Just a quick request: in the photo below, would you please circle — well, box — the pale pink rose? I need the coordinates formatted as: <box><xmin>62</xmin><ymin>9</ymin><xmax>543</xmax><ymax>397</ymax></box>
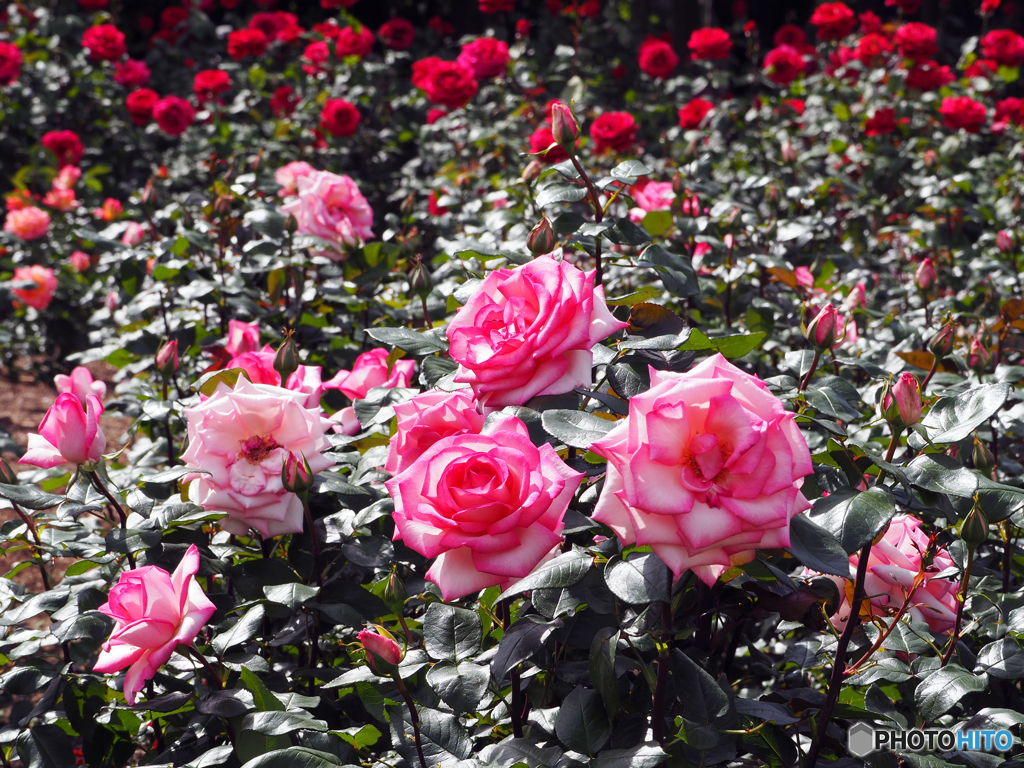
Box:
<box><xmin>358</xmin><ymin>628</ymin><xmax>403</xmax><ymax>671</ymax></box>
<box><xmin>93</xmin><ymin>544</ymin><xmax>216</xmax><ymax>705</ymax></box>
<box><xmin>21</xmin><ymin>393</ymin><xmax>107</xmax><ymax>468</ymax></box>
<box><xmin>386</xmin><ymin>413</ymin><xmax>583</xmax><ymax>600</ymax></box>
<box><xmin>69</xmin><ymin>251</ymin><xmax>91</xmax><ymax>272</ymax></box>
<box><xmin>43</xmin><ymin>188</ymin><xmax>78</xmax><ymax>212</ymax></box>
<box><xmin>4</xmin><ymin>206</ymin><xmax>51</xmax><ymax>240</ymax></box>
<box><xmin>324</xmin><ymin>348</ymin><xmax>415</xmax><ymax>402</ymax></box>
<box><xmin>122</xmin><ymin>222</ymin><xmax>145</xmax><ymax>246</ymax></box>
<box><xmin>446</xmin><ymin>255</ymin><xmax>628</xmax><ymax>411</ymax></box>
<box><xmin>11</xmin><ymin>265</ymin><xmax>58</xmax><ymax>310</ymax></box>
<box><xmin>55</xmin><ymin>366</ymin><xmax>107</xmax><ymax>405</ymax></box>
<box><xmin>591</xmin><ymin>354</ymin><xmax>814</xmax><ymax>585</ymax></box>
<box><xmin>279</xmin><ymin>170</ymin><xmax>374</xmax><ymax>258</ymax></box>
<box><xmin>816</xmin><ymin>515</ymin><xmax>958</xmax><ymax>634</ymax></box>
<box><xmin>845</xmin><ymin>282</ymin><xmax>866</xmax><ymax>309</ymax></box>
<box><xmin>628</xmin><ymin>181</ymin><xmax>675</xmax><ymax>223</ymax></box>
<box><xmin>329</xmin><ymin>406</ymin><xmax>361</xmax><ymax>436</ymax></box>
<box><xmin>384</xmin><ymin>389</ymin><xmax>484</xmax><ymax>475</ymax></box>
<box><xmin>53</xmin><ymin>165</ymin><xmax>82</xmax><ymax>190</ymax></box>
<box><xmin>181</xmin><ymin>378</ymin><xmax>333</xmax><ymax>537</ymax></box>
<box><xmin>226</xmin><ymin>319</ymin><xmax>260</xmax><ymax>356</ymax></box>
<box><xmin>275</xmin><ymin>161</ymin><xmax>315</xmax><ymax>197</ymax></box>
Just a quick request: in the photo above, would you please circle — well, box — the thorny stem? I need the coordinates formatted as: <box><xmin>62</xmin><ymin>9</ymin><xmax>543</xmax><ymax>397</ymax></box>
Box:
<box><xmin>569</xmin><ymin>154</ymin><xmax>604</xmax><ymax>286</ymax></box>
<box><xmin>302</xmin><ymin>497</ymin><xmax>322</xmax><ymax>588</ymax></box>
<box><xmin>941</xmin><ymin>548</ymin><xmax>975</xmax><ymax>668</ymax></box>
<box><xmin>420</xmin><ymin>296</ymin><xmax>431</xmax><ymax>330</ymax></box>
<box><xmin>650</xmin><ymin>600</ymin><xmax>674</xmax><ymax>744</ymax></box>
<box><xmin>393</xmin><ymin>675</ymin><xmax>428</xmax><ymax>768</ymax></box>
<box><xmin>89</xmin><ymin>471</ymin><xmax>136</xmax><ymax>570</ymax></box>
<box><xmin>10</xmin><ymin>501</ymin><xmax>50</xmax><ymax>590</ymax></box>
<box><xmin>846</xmin><ymin>570</ymin><xmax>929</xmax><ymax>675</ymax></box>
<box><xmin>798</xmin><ymin>350</ymin><xmax>821</xmax><ymax>393</ymax></box>
<box><xmin>498</xmin><ymin>599</ymin><xmax>525</xmax><ymax>738</ymax></box>
<box><xmin>921</xmin><ymin>357</ymin><xmax>939</xmax><ymax>391</ymax></box>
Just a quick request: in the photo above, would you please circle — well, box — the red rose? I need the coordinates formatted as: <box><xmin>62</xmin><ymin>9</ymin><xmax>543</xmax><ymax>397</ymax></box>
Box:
<box><xmin>221</xmin><ymin>0</ymin><xmax>243</xmax><ymax>7</ymax></box>
<box><xmin>678</xmin><ymin>97</ymin><xmax>713</xmax><ymax>129</ymax></box>
<box><xmin>336</xmin><ymin>24</ymin><xmax>375</xmax><ymax>59</ymax></box>
<box><xmin>194</xmin><ymin>69</ymin><xmax>231</xmax><ymax>103</ymax></box>
<box><xmin>227</xmin><ymin>29</ymin><xmax>268</xmax><ymax>60</ymax></box>
<box><xmin>894</xmin><ymin>22</ymin><xmax>937</xmax><ymax>61</ymax></box>
<box><xmin>255</xmin><ymin>11</ymin><xmax>302</xmax><ymax>42</ymax></box>
<box><xmin>859</xmin><ymin>10</ymin><xmax>883</xmax><ymax>33</ymax></box>
<box><xmin>864</xmin><ymin>106</ymin><xmax>897</xmax><ymax>136</ymax></box>
<box><xmin>426</xmin><ymin>108</ymin><xmax>447</xmax><ymax>124</ymax></box>
<box><xmin>994</xmin><ymin>97</ymin><xmax>1024</xmax><ymax>128</ymax></box>
<box><xmin>763</xmin><ymin>44</ymin><xmax>806</xmax><ymax>85</ymax></box>
<box><xmin>412</xmin><ymin>56</ymin><xmax>442</xmax><ymax>89</ymax></box>
<box><xmin>939</xmin><ymin>96</ymin><xmax>987</xmax><ymax>133</ymax></box>
<box><xmin>82</xmin><ymin>24</ymin><xmax>126</xmax><ymax>61</ymax></box>
<box><xmin>773</xmin><ymin>24</ymin><xmax>806</xmax><ymax>48</ymax></box>
<box><xmin>428</xmin><ymin>17</ymin><xmax>456</xmax><ymax>37</ymax></box>
<box><xmin>516</xmin><ymin>19</ymin><xmax>531</xmax><ymax>37</ymax></box>
<box><xmin>269</xmin><ymin>85</ymin><xmax>298</xmax><ymax>117</ymax></box>
<box><xmin>160</xmin><ymin>7</ymin><xmax>187</xmax><ymax>29</ymax></box>
<box><xmin>313</xmin><ymin>21</ymin><xmax>341</xmax><ymax>40</ymax></box>
<box><xmin>810</xmin><ymin>2</ymin><xmax>855</xmax><ymax>40</ymax></box>
<box><xmin>638</xmin><ymin>37</ymin><xmax>679</xmax><ymax>79</ymax></box>
<box><xmin>784</xmin><ymin>98</ymin><xmax>806</xmax><ymax>116</ymax></box>
<box><xmin>577</xmin><ymin>1</ymin><xmax>601</xmax><ymax>18</ymax></box>
<box><xmin>421</xmin><ymin>60</ymin><xmax>478</xmax><ymax>110</ymax></box>
<box><xmin>965</xmin><ymin>58</ymin><xmax>999</xmax><ymax>79</ymax></box>
<box><xmin>904</xmin><ymin>60</ymin><xmax>954</xmax><ymax>90</ymax></box>
<box><xmin>479</xmin><ymin>0</ymin><xmax>515</xmax><ymax>10</ymax></box>
<box><xmin>113</xmin><ymin>58</ymin><xmax>150</xmax><ymax>87</ymax></box>
<box><xmin>79</xmin><ymin>0</ymin><xmax>109</xmax><ymax>8</ymax></box>
<box><xmin>546</xmin><ymin>0</ymin><xmax>562</xmax><ymax>13</ymax></box>
<box><xmin>379</xmin><ymin>18</ymin><xmax>414</xmax><ymax>50</ymax></box>
<box><xmin>428</xmin><ymin>190</ymin><xmax>449</xmax><ymax>216</ymax></box>
<box><xmin>589</xmin><ymin>111</ymin><xmax>637</xmax><ymax>153</ymax></box>
<box><xmin>611</xmin><ymin>64</ymin><xmax>627</xmax><ymax>79</ymax></box>
<box><xmin>457</xmin><ymin>37</ymin><xmax>510</xmax><ymax>79</ymax></box>
<box><xmin>855</xmin><ymin>32</ymin><xmax>893</xmax><ymax>67</ymax></box>
<box><xmin>0</xmin><ymin>41</ymin><xmax>23</xmax><ymax>85</ymax></box>
<box><xmin>982</xmin><ymin>0</ymin><xmax>1001</xmax><ymax>12</ymax></box>
<box><xmin>153</xmin><ymin>95</ymin><xmax>195</xmax><ymax>136</ymax></box>
<box><xmin>126</xmin><ymin>88</ymin><xmax>159</xmax><ymax>124</ymax></box>
<box><xmin>688</xmin><ymin>27</ymin><xmax>732</xmax><ymax>60</ymax></box>
<box><xmin>321</xmin><ymin>98</ymin><xmax>360</xmax><ymax>137</ymax></box>
<box><xmin>41</xmin><ymin>130</ymin><xmax>84</xmax><ymax>167</ymax></box>
<box><xmin>302</xmin><ymin>41</ymin><xmax>330</xmax><ymax>74</ymax></box>
<box><xmin>529</xmin><ymin>125</ymin><xmax>568</xmax><ymax>163</ymax></box>
<box><xmin>981</xmin><ymin>29</ymin><xmax>1024</xmax><ymax>66</ymax></box>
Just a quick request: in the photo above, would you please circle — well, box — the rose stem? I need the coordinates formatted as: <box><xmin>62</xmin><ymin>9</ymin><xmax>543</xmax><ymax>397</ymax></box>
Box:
<box><xmin>393</xmin><ymin>675</ymin><xmax>428</xmax><ymax>768</ymax></box>
<box><xmin>650</xmin><ymin>600</ymin><xmax>673</xmax><ymax>744</ymax></box>
<box><xmin>569</xmin><ymin>155</ymin><xmax>604</xmax><ymax>285</ymax></box>
<box><xmin>798</xmin><ymin>350</ymin><xmax>821</xmax><ymax>393</ymax></box>
<box><xmin>940</xmin><ymin>548</ymin><xmax>974</xmax><ymax>668</ymax></box>
<box><xmin>10</xmin><ymin>501</ymin><xmax>50</xmax><ymax>590</ymax></box>
<box><xmin>89</xmin><ymin>471</ymin><xmax>136</xmax><ymax>570</ymax></box>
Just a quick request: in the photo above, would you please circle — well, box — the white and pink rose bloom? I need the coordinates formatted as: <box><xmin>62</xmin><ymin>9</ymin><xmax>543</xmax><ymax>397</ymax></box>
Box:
<box><xmin>93</xmin><ymin>545</ymin><xmax>216</xmax><ymax>704</ymax></box>
<box><xmin>22</xmin><ymin>393</ymin><xmax>107</xmax><ymax>468</ymax></box>
<box><xmin>279</xmin><ymin>169</ymin><xmax>373</xmax><ymax>259</ymax></box>
<box><xmin>384</xmin><ymin>389</ymin><xmax>484</xmax><ymax>475</ymax></box>
<box><xmin>446</xmin><ymin>255</ymin><xmax>628</xmax><ymax>411</ymax></box>
<box><xmin>181</xmin><ymin>378</ymin><xmax>333</xmax><ymax>537</ymax></box>
<box><xmin>591</xmin><ymin>354</ymin><xmax>814</xmax><ymax>586</ymax></box>
<box><xmin>386</xmin><ymin>413</ymin><xmax>583</xmax><ymax>601</ymax></box>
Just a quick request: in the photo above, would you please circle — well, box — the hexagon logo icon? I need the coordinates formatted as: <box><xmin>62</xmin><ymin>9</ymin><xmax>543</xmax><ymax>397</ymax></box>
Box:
<box><xmin>847</xmin><ymin>722</ymin><xmax>876</xmax><ymax>757</ymax></box>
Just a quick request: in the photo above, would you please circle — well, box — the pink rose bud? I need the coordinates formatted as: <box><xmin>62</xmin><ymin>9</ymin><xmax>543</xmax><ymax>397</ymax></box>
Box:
<box><xmin>928</xmin><ymin>318</ymin><xmax>956</xmax><ymax>358</ymax></box>
<box><xmin>358</xmin><ymin>627</ymin><xmax>403</xmax><ymax>673</ymax></box>
<box><xmin>527</xmin><ymin>216</ymin><xmax>556</xmax><ymax>255</ymax></box>
<box><xmin>156</xmin><ymin>340</ymin><xmax>179</xmax><ymax>377</ymax></box>
<box><xmin>522</xmin><ymin>159</ymin><xmax>543</xmax><ymax>183</ymax></box>
<box><xmin>226</xmin><ymin>319</ymin><xmax>260</xmax><ymax>357</ymax></box>
<box><xmin>105</xmin><ymin>291</ymin><xmax>120</xmax><ymax>311</ymax></box>
<box><xmin>93</xmin><ymin>545</ymin><xmax>217</xmax><ymax>704</ymax></box>
<box><xmin>54</xmin><ymin>366</ymin><xmax>106</xmax><ymax>405</ymax></box>
<box><xmin>21</xmin><ymin>393</ymin><xmax>107</xmax><ymax>468</ymax></box>
<box><xmin>273</xmin><ymin>336</ymin><xmax>300</xmax><ymax>383</ymax></box>
<box><xmin>968</xmin><ymin>334</ymin><xmax>991</xmax><ymax>374</ymax></box>
<box><xmin>805</xmin><ymin>304</ymin><xmax>844</xmax><ymax>350</ymax></box>
<box><xmin>845</xmin><ymin>282</ymin><xmax>866</xmax><ymax>310</ymax></box>
<box><xmin>0</xmin><ymin>458</ymin><xmax>16</xmax><ymax>485</ymax></box>
<box><xmin>69</xmin><ymin>250</ymin><xmax>91</xmax><ymax>272</ymax></box>
<box><xmin>883</xmin><ymin>372</ymin><xmax>922</xmax><ymax>427</ymax></box>
<box><xmin>281</xmin><ymin>451</ymin><xmax>313</xmax><ymax>494</ymax></box>
<box><xmin>914</xmin><ymin>257</ymin><xmax>936</xmax><ymax>290</ymax></box>
<box><xmin>550</xmin><ymin>101</ymin><xmax>580</xmax><ymax>150</ymax></box>
<box><xmin>997</xmin><ymin>230</ymin><xmax>1014</xmax><ymax>253</ymax></box>
<box><xmin>781</xmin><ymin>140</ymin><xmax>796</xmax><ymax>163</ymax></box>
<box><xmin>54</xmin><ymin>165</ymin><xmax>82</xmax><ymax>190</ymax></box>
<box><xmin>122</xmin><ymin>221</ymin><xmax>145</xmax><ymax>246</ymax></box>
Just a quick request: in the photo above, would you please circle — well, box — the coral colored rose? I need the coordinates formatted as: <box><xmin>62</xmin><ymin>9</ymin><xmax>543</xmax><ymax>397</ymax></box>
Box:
<box><xmin>126</xmin><ymin>88</ymin><xmax>159</xmax><ymax>124</ymax></box>
<box><xmin>324</xmin><ymin>348</ymin><xmax>415</xmax><ymax>402</ymax></box>
<box><xmin>480</xmin><ymin>0</ymin><xmax>515</xmax><ymax>10</ymax></box>
<box><xmin>22</xmin><ymin>393</ymin><xmax>106</xmax><ymax>467</ymax></box>
<box><xmin>280</xmin><ymin>170</ymin><xmax>374</xmax><ymax>256</ymax></box>
<box><xmin>4</xmin><ymin>207</ymin><xmax>51</xmax><ymax>240</ymax></box>
<box><xmin>181</xmin><ymin>378</ymin><xmax>333</xmax><ymax>537</ymax></box>
<box><xmin>628</xmin><ymin>180</ymin><xmax>675</xmax><ymax>223</ymax></box>
<box><xmin>359</xmin><ymin>628</ymin><xmax>403</xmax><ymax>670</ymax></box>
<box><xmin>590</xmin><ymin>111</ymin><xmax>637</xmax><ymax>153</ymax></box>
<box><xmin>69</xmin><ymin>251</ymin><xmax>91</xmax><ymax>272</ymax></box>
<box><xmin>379</xmin><ymin>18</ymin><xmax>415</xmax><ymax>50</ymax></box>
<box><xmin>335</xmin><ymin>24</ymin><xmax>375</xmax><ymax>59</ymax></box>
<box><xmin>773</xmin><ymin>24</ymin><xmax>806</xmax><ymax>48</ymax></box>
<box><xmin>592</xmin><ymin>354</ymin><xmax>814</xmax><ymax>585</ymax></box>
<box><xmin>269</xmin><ymin>85</ymin><xmax>299</xmax><ymax>117</ymax></box>
<box><xmin>457</xmin><ymin>37</ymin><xmax>510</xmax><ymax>79</ymax></box>
<box><xmin>82</xmin><ymin>24</ymin><xmax>126</xmax><ymax>61</ymax></box>
<box><xmin>764</xmin><ymin>44</ymin><xmax>806</xmax><ymax>85</ymax></box>
<box><xmin>54</xmin><ymin>165</ymin><xmax>82</xmax><ymax>190</ymax></box>
<box><xmin>639</xmin><ymin>36</ymin><xmax>679</xmax><ymax>79</ymax></box>
<box><xmin>421</xmin><ymin>61</ymin><xmax>478</xmax><ymax>110</ymax></box>
<box><xmin>55</xmin><ymin>366</ymin><xmax>107</xmax><ymax>406</ymax></box>
<box><xmin>320</xmin><ymin>98</ymin><xmax>360</xmax><ymax>137</ymax></box>
<box><xmin>939</xmin><ymin>96</ymin><xmax>987</xmax><ymax>133</ymax></box>
<box><xmin>227</xmin><ymin>29</ymin><xmax>268</xmax><ymax>60</ymax></box>
<box><xmin>93</xmin><ymin>545</ymin><xmax>217</xmax><ymax>705</ymax></box>
<box><xmin>385</xmin><ymin>389</ymin><xmax>484</xmax><ymax>475</ymax></box>
<box><xmin>387</xmin><ymin>412</ymin><xmax>583</xmax><ymax>600</ymax></box>
<box><xmin>904</xmin><ymin>60</ymin><xmax>954</xmax><ymax>89</ymax></box>
<box><xmin>226</xmin><ymin>319</ymin><xmax>260</xmax><ymax>356</ymax></box>
<box><xmin>864</xmin><ymin>106</ymin><xmax>898</xmax><ymax>136</ymax></box>
<box><xmin>894</xmin><ymin>21</ymin><xmax>938</xmax><ymax>61</ymax></box>
<box><xmin>981</xmin><ymin>29</ymin><xmax>1024</xmax><ymax>66</ymax></box>
<box><xmin>153</xmin><ymin>96</ymin><xmax>195</xmax><ymax>136</ymax></box>
<box><xmin>529</xmin><ymin>125</ymin><xmax>568</xmax><ymax>163</ymax></box>
<box><xmin>0</xmin><ymin>42</ymin><xmax>22</xmax><ymax>85</ymax></box>
<box><xmin>122</xmin><ymin>221</ymin><xmax>145</xmax><ymax>245</ymax></box>
<box><xmin>688</xmin><ymin>27</ymin><xmax>731</xmax><ymax>60</ymax></box>
<box><xmin>11</xmin><ymin>265</ymin><xmax>57</xmax><ymax>310</ymax></box>
<box><xmin>678</xmin><ymin>97</ymin><xmax>714</xmax><ymax>129</ymax></box>
<box><xmin>447</xmin><ymin>254</ymin><xmax>628</xmax><ymax>410</ymax></box>
<box><xmin>94</xmin><ymin>198</ymin><xmax>123</xmax><ymax>221</ymax></box>
<box><xmin>42</xmin><ymin>130</ymin><xmax>84</xmax><ymax>168</ymax></box>
<box><xmin>816</xmin><ymin>515</ymin><xmax>958</xmax><ymax>633</ymax></box>
<box><xmin>194</xmin><ymin>69</ymin><xmax>231</xmax><ymax>103</ymax></box>
<box><xmin>43</xmin><ymin>188</ymin><xmax>77</xmax><ymax>212</ymax></box>
<box><xmin>113</xmin><ymin>58</ymin><xmax>150</xmax><ymax>87</ymax></box>
<box><xmin>275</xmin><ymin>161</ymin><xmax>315</xmax><ymax>196</ymax></box>
<box><xmin>855</xmin><ymin>32</ymin><xmax>893</xmax><ymax>67</ymax></box>
<box><xmin>810</xmin><ymin>2</ymin><xmax>856</xmax><ymax>40</ymax></box>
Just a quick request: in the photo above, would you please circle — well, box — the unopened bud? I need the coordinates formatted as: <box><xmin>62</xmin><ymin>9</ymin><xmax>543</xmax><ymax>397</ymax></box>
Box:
<box><xmin>358</xmin><ymin>627</ymin><xmax>403</xmax><ymax>675</ymax></box>
<box><xmin>409</xmin><ymin>257</ymin><xmax>433</xmax><ymax>299</ymax></box>
<box><xmin>928</xmin><ymin>318</ymin><xmax>956</xmax><ymax>359</ymax></box>
<box><xmin>274</xmin><ymin>336</ymin><xmax>300</xmax><ymax>383</ymax></box>
<box><xmin>384</xmin><ymin>570</ymin><xmax>407</xmax><ymax>614</ymax></box>
<box><xmin>281</xmin><ymin>451</ymin><xmax>313</xmax><ymax>495</ymax></box>
<box><xmin>805</xmin><ymin>304</ymin><xmax>845</xmax><ymax>351</ymax></box>
<box><xmin>961</xmin><ymin>503</ymin><xmax>989</xmax><ymax>550</ymax></box>
<box><xmin>914</xmin><ymin>257</ymin><xmax>936</xmax><ymax>291</ymax></box>
<box><xmin>881</xmin><ymin>373</ymin><xmax>922</xmax><ymax>428</ymax></box>
<box><xmin>527</xmin><ymin>216</ymin><xmax>556</xmax><ymax>256</ymax></box>
<box><xmin>522</xmin><ymin>159</ymin><xmax>543</xmax><ymax>184</ymax></box>
<box><xmin>156</xmin><ymin>340</ymin><xmax>179</xmax><ymax>378</ymax></box>
<box><xmin>285</xmin><ymin>214</ymin><xmax>298</xmax><ymax>235</ymax></box>
<box><xmin>550</xmin><ymin>102</ymin><xmax>580</xmax><ymax>151</ymax></box>
<box><xmin>973</xmin><ymin>437</ymin><xmax>995</xmax><ymax>475</ymax></box>
<box><xmin>967</xmin><ymin>334</ymin><xmax>991</xmax><ymax>375</ymax></box>
<box><xmin>0</xmin><ymin>458</ymin><xmax>16</xmax><ymax>485</ymax></box>
<box><xmin>997</xmin><ymin>230</ymin><xmax>1014</xmax><ymax>254</ymax></box>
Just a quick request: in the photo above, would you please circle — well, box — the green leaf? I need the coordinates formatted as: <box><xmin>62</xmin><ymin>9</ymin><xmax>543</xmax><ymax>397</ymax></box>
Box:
<box><xmin>194</xmin><ymin>367</ymin><xmax>250</xmax><ymax>396</ymax></box>
<box><xmin>590</xmin><ymin>628</ymin><xmax>620</xmax><ymax>719</ymax></box>
<box><xmin>590</xmin><ymin>744</ymin><xmax>668</xmax><ymax>768</ymax></box>
<box><xmin>637</xmin><ymin>244</ymin><xmax>699</xmax><ymax>298</ymax></box>
<box><xmin>922</xmin><ymin>383</ymin><xmax>1009</xmax><ymax>444</ymax></box>
<box><xmin>390</xmin><ymin>706</ymin><xmax>472</xmax><ymax>767</ymax></box>
<box><xmin>536</xmin><ymin>182</ymin><xmax>589</xmax><ymax>207</ymax></box>
<box><xmin>333</xmin><ymin>724</ymin><xmax>381</xmax><ymax>751</ymax></box>
<box><xmin>642</xmin><ymin>210</ymin><xmax>674</xmax><ymax>237</ymax></box>
<box><xmin>787</xmin><ymin>513</ymin><xmax>851</xmax><ymax>578</ymax></box>
<box><xmin>808</xmin><ymin>487</ymin><xmax>897</xmax><ymax>554</ymax></box>
<box><xmin>607</xmin><ymin>160</ymin><xmax>654</xmax><ymax>183</ymax></box>
<box><xmin>974</xmin><ymin>638</ymin><xmax>1024</xmax><ymax>679</ymax></box>
<box><xmin>241</xmin><ymin>711</ymin><xmax>328</xmax><ymax>737</ymax></box>
<box><xmin>604</xmin><ymin>552</ymin><xmax>671</xmax><ymax>604</ymax></box>
<box><xmin>0</xmin><ymin>483</ymin><xmax>65</xmax><ymax>510</ymax></box>
<box><xmin>425</xmin><ymin>661</ymin><xmax>489</xmax><ymax>712</ymax></box>
<box><xmin>365</xmin><ymin>327</ymin><xmax>449</xmax><ymax>355</ymax></box>
<box><xmin>16</xmin><ymin>725</ymin><xmax>76</xmax><ymax>768</ymax></box>
<box><xmin>239</xmin><ymin>666</ymin><xmax>285</xmax><ymax>712</ymax></box>
<box><xmin>556</xmin><ymin>686</ymin><xmax>612</xmax><ymax>756</ymax></box>
<box><xmin>499</xmin><ymin>549</ymin><xmax>593</xmax><ymax>601</ymax></box>
<box><xmin>263</xmin><ymin>583</ymin><xmax>319</xmax><ymax>611</ymax></box>
<box><xmin>805</xmin><ymin>386</ymin><xmax>861</xmax><ymax>422</ymax></box>
<box><xmin>914</xmin><ymin>664</ymin><xmax>986</xmax><ymax>721</ymax></box>
<box><xmin>212</xmin><ymin>604</ymin><xmax>267</xmax><ymax>655</ymax></box>
<box><xmin>239</xmin><ymin>748</ymin><xmax>346</xmax><ymax>768</ymax></box>
<box><xmin>605</xmin><ymin>286</ymin><xmax>662</xmax><ymax>306</ymax></box>
<box><xmin>903</xmin><ymin>454</ymin><xmax>979</xmax><ymax>498</ymax></box>
<box><xmin>422</xmin><ymin>602</ymin><xmax>482</xmax><ymax>663</ymax></box>
<box><xmin>490</xmin><ymin>617</ymin><xmax>560</xmax><ymax>680</ymax></box>
<box><xmin>540</xmin><ymin>410</ymin><xmax>616</xmax><ymax>449</ymax></box>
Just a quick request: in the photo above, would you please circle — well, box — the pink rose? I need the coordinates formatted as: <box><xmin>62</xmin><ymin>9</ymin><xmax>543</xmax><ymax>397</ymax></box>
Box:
<box><xmin>328</xmin><ymin>406</ymin><xmax>360</xmax><ymax>436</ymax></box>
<box><xmin>70</xmin><ymin>251</ymin><xmax>91</xmax><ymax>272</ymax></box>
<box><xmin>11</xmin><ymin>265</ymin><xmax>58</xmax><ymax>310</ymax></box>
<box><xmin>122</xmin><ymin>222</ymin><xmax>145</xmax><ymax>246</ymax></box>
<box><xmin>628</xmin><ymin>180</ymin><xmax>675</xmax><ymax>223</ymax></box>
<box><xmin>324</xmin><ymin>348</ymin><xmax>415</xmax><ymax>402</ymax></box>
<box><xmin>456</xmin><ymin>37</ymin><xmax>510</xmax><ymax>79</ymax></box>
<box><xmin>884</xmin><ymin>372</ymin><xmax>922</xmax><ymax>427</ymax></box>
<box><xmin>386</xmin><ymin>413</ymin><xmax>583</xmax><ymax>600</ymax></box>
<box><xmin>446</xmin><ymin>255</ymin><xmax>628</xmax><ymax>411</ymax></box>
<box><xmin>181</xmin><ymin>378</ymin><xmax>333</xmax><ymax>537</ymax></box>
<box><xmin>358</xmin><ymin>627</ymin><xmax>403</xmax><ymax>671</ymax></box>
<box><xmin>54</xmin><ymin>165</ymin><xmax>82</xmax><ymax>190</ymax></box>
<box><xmin>226</xmin><ymin>344</ymin><xmax>331</xmax><ymax>408</ymax></box>
<box><xmin>591</xmin><ymin>354</ymin><xmax>814</xmax><ymax>585</ymax></box>
<box><xmin>275</xmin><ymin>162</ymin><xmax>315</xmax><ymax>197</ymax></box>
<box><xmin>815</xmin><ymin>515</ymin><xmax>958</xmax><ymax>634</ymax></box>
<box><xmin>226</xmin><ymin>319</ymin><xmax>260</xmax><ymax>356</ymax></box>
<box><xmin>280</xmin><ymin>170</ymin><xmax>374</xmax><ymax>258</ymax></box>
<box><xmin>4</xmin><ymin>206</ymin><xmax>51</xmax><ymax>240</ymax></box>
<box><xmin>384</xmin><ymin>389</ymin><xmax>484</xmax><ymax>475</ymax></box>
<box><xmin>93</xmin><ymin>545</ymin><xmax>216</xmax><ymax>704</ymax></box>
<box><xmin>55</xmin><ymin>366</ymin><xmax>107</xmax><ymax>405</ymax></box>
<box><xmin>22</xmin><ymin>393</ymin><xmax>107</xmax><ymax>468</ymax></box>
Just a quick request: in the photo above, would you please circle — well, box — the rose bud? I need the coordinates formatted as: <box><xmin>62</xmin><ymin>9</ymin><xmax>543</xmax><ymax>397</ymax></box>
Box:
<box><xmin>805</xmin><ymin>304</ymin><xmax>844</xmax><ymax>350</ymax></box>
<box><xmin>521</xmin><ymin>159</ymin><xmax>543</xmax><ymax>184</ymax></box>
<box><xmin>273</xmin><ymin>336</ymin><xmax>300</xmax><ymax>383</ymax></box>
<box><xmin>527</xmin><ymin>216</ymin><xmax>556</xmax><ymax>255</ymax></box>
<box><xmin>973</xmin><ymin>437</ymin><xmax>995</xmax><ymax>476</ymax></box>
<box><xmin>383</xmin><ymin>570</ymin><xmax>407</xmax><ymax>615</ymax></box>
<box><xmin>0</xmin><ymin>458</ymin><xmax>17</xmax><ymax>485</ymax></box>
<box><xmin>156</xmin><ymin>340</ymin><xmax>179</xmax><ymax>377</ymax></box>
<box><xmin>408</xmin><ymin>257</ymin><xmax>433</xmax><ymax>299</ymax></box>
<box><xmin>285</xmin><ymin>214</ymin><xmax>298</xmax><ymax>235</ymax></box>
<box><xmin>961</xmin><ymin>504</ymin><xmax>989</xmax><ymax>551</ymax></box>
<box><xmin>20</xmin><ymin>394</ymin><xmax>106</xmax><ymax>468</ymax></box>
<box><xmin>281</xmin><ymin>451</ymin><xmax>313</xmax><ymax>495</ymax></box>
<box><xmin>358</xmin><ymin>627</ymin><xmax>403</xmax><ymax>674</ymax></box>
<box><xmin>550</xmin><ymin>101</ymin><xmax>580</xmax><ymax>151</ymax></box>
<box><xmin>928</xmin><ymin>318</ymin><xmax>956</xmax><ymax>359</ymax></box>
<box><xmin>914</xmin><ymin>257</ymin><xmax>936</xmax><ymax>290</ymax></box>
<box><xmin>781</xmin><ymin>140</ymin><xmax>796</xmax><ymax>163</ymax></box>
<box><xmin>997</xmin><ymin>230</ymin><xmax>1014</xmax><ymax>253</ymax></box>
<box><xmin>968</xmin><ymin>334</ymin><xmax>991</xmax><ymax>374</ymax></box>
<box><xmin>882</xmin><ymin>372</ymin><xmax>922</xmax><ymax>428</ymax></box>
